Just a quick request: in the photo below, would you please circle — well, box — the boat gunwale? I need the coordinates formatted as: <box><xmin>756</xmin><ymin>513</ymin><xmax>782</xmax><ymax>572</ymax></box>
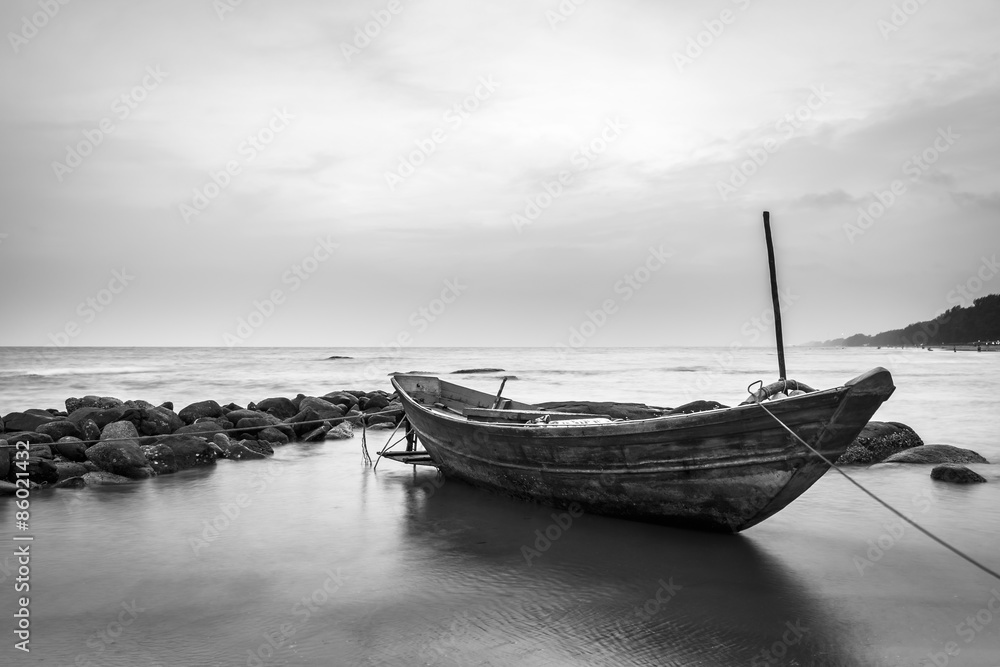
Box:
<box><xmin>390</xmin><ymin>372</ymin><xmax>854</xmax><ymax>437</ymax></box>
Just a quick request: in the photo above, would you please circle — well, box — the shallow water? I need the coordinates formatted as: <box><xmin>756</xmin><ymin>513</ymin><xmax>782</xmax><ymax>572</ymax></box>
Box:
<box><xmin>1</xmin><ymin>346</ymin><xmax>999</xmax><ymax>665</ymax></box>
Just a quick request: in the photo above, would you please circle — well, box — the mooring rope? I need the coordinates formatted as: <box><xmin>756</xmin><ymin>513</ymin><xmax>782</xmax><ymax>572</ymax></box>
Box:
<box><xmin>749</xmin><ymin>383</ymin><xmax>1000</xmax><ymax>583</ymax></box>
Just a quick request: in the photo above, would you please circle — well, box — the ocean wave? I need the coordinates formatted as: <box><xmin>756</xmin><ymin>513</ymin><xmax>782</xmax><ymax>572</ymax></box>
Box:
<box><xmin>0</xmin><ymin>366</ymin><xmax>157</xmax><ymax>379</ymax></box>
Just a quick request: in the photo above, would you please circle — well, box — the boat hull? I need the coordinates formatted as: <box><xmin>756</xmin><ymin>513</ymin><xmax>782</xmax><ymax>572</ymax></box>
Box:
<box><xmin>390</xmin><ymin>368</ymin><xmax>895</xmax><ymax>533</ymax></box>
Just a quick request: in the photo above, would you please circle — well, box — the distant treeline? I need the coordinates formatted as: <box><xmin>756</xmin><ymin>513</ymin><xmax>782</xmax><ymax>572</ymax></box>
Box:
<box><xmin>816</xmin><ymin>293</ymin><xmax>1000</xmax><ymax>347</ymax></box>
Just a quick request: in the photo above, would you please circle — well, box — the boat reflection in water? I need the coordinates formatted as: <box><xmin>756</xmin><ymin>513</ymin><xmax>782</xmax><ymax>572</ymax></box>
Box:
<box><xmin>371</xmin><ymin>466</ymin><xmax>869</xmax><ymax>667</ymax></box>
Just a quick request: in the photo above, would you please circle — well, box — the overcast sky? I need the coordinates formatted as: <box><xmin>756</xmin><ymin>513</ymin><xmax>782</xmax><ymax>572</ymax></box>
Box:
<box><xmin>1</xmin><ymin>0</ymin><xmax>997</xmax><ymax>348</ymax></box>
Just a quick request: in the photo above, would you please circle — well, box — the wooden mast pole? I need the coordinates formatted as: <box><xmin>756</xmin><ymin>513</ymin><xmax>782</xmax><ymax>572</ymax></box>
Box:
<box><xmin>762</xmin><ymin>211</ymin><xmax>787</xmax><ymax>380</ymax></box>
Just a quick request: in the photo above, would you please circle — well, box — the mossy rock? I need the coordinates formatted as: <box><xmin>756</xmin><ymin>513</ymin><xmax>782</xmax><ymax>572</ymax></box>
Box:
<box><xmin>836</xmin><ymin>421</ymin><xmax>924</xmax><ymax>465</ymax></box>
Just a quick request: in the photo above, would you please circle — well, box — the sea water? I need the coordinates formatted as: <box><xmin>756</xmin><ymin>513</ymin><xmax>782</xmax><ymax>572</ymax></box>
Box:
<box><xmin>1</xmin><ymin>346</ymin><xmax>998</xmax><ymax>666</ymax></box>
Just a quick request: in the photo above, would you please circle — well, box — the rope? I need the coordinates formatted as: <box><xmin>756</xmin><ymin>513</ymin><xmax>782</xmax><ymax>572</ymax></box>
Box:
<box><xmin>749</xmin><ymin>383</ymin><xmax>1000</xmax><ymax>583</ymax></box>
<box><xmin>0</xmin><ymin>406</ymin><xmax>404</xmax><ymax>449</ymax></box>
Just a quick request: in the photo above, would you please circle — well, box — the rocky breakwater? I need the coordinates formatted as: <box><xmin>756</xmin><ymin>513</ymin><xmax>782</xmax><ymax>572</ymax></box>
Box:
<box><xmin>0</xmin><ymin>389</ymin><xmax>405</xmax><ymax>495</ymax></box>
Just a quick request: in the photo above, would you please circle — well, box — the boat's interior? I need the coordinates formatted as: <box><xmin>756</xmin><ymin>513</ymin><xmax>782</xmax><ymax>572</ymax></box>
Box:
<box><xmin>392</xmin><ymin>374</ymin><xmax>609</xmax><ymax>424</ymax></box>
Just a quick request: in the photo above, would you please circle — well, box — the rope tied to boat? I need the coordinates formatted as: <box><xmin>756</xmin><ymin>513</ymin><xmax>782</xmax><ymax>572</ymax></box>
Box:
<box><xmin>747</xmin><ymin>380</ymin><xmax>1000</xmax><ymax>584</ymax></box>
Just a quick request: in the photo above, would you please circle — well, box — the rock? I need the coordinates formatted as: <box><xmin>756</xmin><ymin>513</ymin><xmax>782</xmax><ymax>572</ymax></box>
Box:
<box><xmin>159</xmin><ymin>401</ymin><xmax>174</xmax><ymax>411</ymax></box>
<box><xmin>66</xmin><ymin>395</ymin><xmax>124</xmax><ymax>413</ymax></box>
<box><xmin>80</xmin><ymin>419</ymin><xmax>102</xmax><ymax>444</ymax></box>
<box><xmin>930</xmin><ymin>464</ymin><xmax>987</xmax><ymax>484</ymax></box>
<box><xmin>225</xmin><ymin>409</ymin><xmax>274</xmax><ymax>424</ymax></box>
<box><xmin>2</xmin><ymin>410</ymin><xmax>58</xmax><ymax>432</ymax></box>
<box><xmin>139</xmin><ymin>406</ymin><xmax>184</xmax><ymax>436</ymax></box>
<box><xmin>124</xmin><ymin>399</ymin><xmax>155</xmax><ymax>411</ymax></box>
<box><xmin>226</xmin><ymin>440</ymin><xmax>268</xmax><ymax>460</ymax></box>
<box><xmin>360</xmin><ymin>393</ymin><xmax>391</xmax><ymax>410</ymax></box>
<box><xmin>365</xmin><ymin>414</ymin><xmax>396</xmax><ymax>427</ymax></box>
<box><xmin>345</xmin><ymin>408</ymin><xmax>364</xmax><ymax>426</ymax></box>
<box><xmin>141</xmin><ymin>444</ymin><xmax>178</xmax><ymax>475</ymax></box>
<box><xmin>883</xmin><ymin>444</ymin><xmax>990</xmax><ymax>465</ymax></box>
<box><xmin>101</xmin><ymin>421</ymin><xmax>140</xmax><ymax>442</ymax></box>
<box><xmin>82</xmin><ymin>471</ymin><xmax>134</xmax><ymax>486</ymax></box>
<box><xmin>85</xmin><ymin>440</ymin><xmax>154</xmax><ymax>479</ymax></box>
<box><xmin>290</xmin><ymin>394</ymin><xmax>306</xmax><ymax>410</ymax></box>
<box><xmin>836</xmin><ymin>422</ymin><xmax>925</xmax><ymax>465</ymax></box>
<box><xmin>28</xmin><ymin>443</ymin><xmax>53</xmax><ymax>459</ymax></box>
<box><xmin>299</xmin><ymin>397</ymin><xmax>346</xmax><ymax>420</ymax></box>
<box><xmin>302</xmin><ymin>422</ymin><xmax>332</xmax><ymax>442</ymax></box>
<box><xmin>154</xmin><ymin>435</ymin><xmax>217</xmax><ymax>469</ymax></box>
<box><xmin>451</xmin><ymin>368</ymin><xmax>506</xmax><ymax>374</ymax></box>
<box><xmin>255</xmin><ymin>397</ymin><xmax>298</xmax><ymax>420</ymax></box>
<box><xmin>68</xmin><ymin>406</ymin><xmax>140</xmax><ymax>430</ymax></box>
<box><xmin>241</xmin><ymin>439</ymin><xmax>274</xmax><ymax>457</ymax></box>
<box><xmin>80</xmin><ymin>461</ymin><xmax>100</xmax><ymax>472</ymax></box>
<box><xmin>2</xmin><ymin>431</ymin><xmax>54</xmax><ymax>446</ymax></box>
<box><xmin>326</xmin><ymin>355</ymin><xmax>353</xmax><ymax>359</ymax></box>
<box><xmin>178</xmin><ymin>400</ymin><xmax>223</xmax><ymax>424</ymax></box>
<box><xmin>54</xmin><ymin>476</ymin><xmax>87</xmax><ymax>489</ymax></box>
<box><xmin>18</xmin><ymin>457</ymin><xmax>58</xmax><ymax>485</ymax></box>
<box><xmin>322</xmin><ymin>392</ymin><xmax>359</xmax><ymax>409</ymax></box>
<box><xmin>234</xmin><ymin>417</ymin><xmax>273</xmax><ymax>437</ymax></box>
<box><xmin>325</xmin><ymin>422</ymin><xmax>354</xmax><ymax>439</ymax></box>
<box><xmin>342</xmin><ymin>390</ymin><xmax>369</xmax><ymax>400</ymax></box>
<box><xmin>284</xmin><ymin>407</ymin><xmax>322</xmax><ymax>439</ymax></box>
<box><xmin>54</xmin><ymin>461</ymin><xmax>90</xmax><ymax>482</ymax></box>
<box><xmin>221</xmin><ymin>402</ymin><xmax>244</xmax><ymax>412</ymax></box>
<box><xmin>258</xmin><ymin>427</ymin><xmax>289</xmax><ymax>446</ymax></box>
<box><xmin>53</xmin><ymin>436</ymin><xmax>89</xmax><ymax>462</ymax></box>
<box><xmin>175</xmin><ymin>422</ymin><xmax>225</xmax><ymax>439</ymax></box>
<box><xmin>36</xmin><ymin>420</ymin><xmax>83</xmax><ymax>441</ymax></box>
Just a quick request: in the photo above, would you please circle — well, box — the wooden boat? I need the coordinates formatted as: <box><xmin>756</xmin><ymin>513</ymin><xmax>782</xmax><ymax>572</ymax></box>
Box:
<box><xmin>385</xmin><ymin>368</ymin><xmax>895</xmax><ymax>533</ymax></box>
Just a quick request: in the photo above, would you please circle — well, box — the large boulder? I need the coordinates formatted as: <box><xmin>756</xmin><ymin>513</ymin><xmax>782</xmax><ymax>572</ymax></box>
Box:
<box><xmin>883</xmin><ymin>444</ymin><xmax>989</xmax><ymax>465</ymax></box>
<box><xmin>140</xmin><ymin>444</ymin><xmax>178</xmax><ymax>475</ymax></box>
<box><xmin>284</xmin><ymin>407</ymin><xmax>319</xmax><ymax>438</ymax></box>
<box><xmin>836</xmin><ymin>422</ymin><xmax>924</xmax><ymax>465</ymax></box>
<box><xmin>325</xmin><ymin>421</ymin><xmax>354</xmax><ymax>440</ymax></box>
<box><xmin>101</xmin><ymin>420</ymin><xmax>140</xmax><ymax>442</ymax></box>
<box><xmin>227</xmin><ymin>440</ymin><xmax>269</xmax><ymax>460</ymax></box>
<box><xmin>234</xmin><ymin>417</ymin><xmax>273</xmax><ymax>438</ymax></box>
<box><xmin>82</xmin><ymin>471</ymin><xmax>134</xmax><ymax>486</ymax></box>
<box><xmin>66</xmin><ymin>395</ymin><xmax>124</xmax><ymax>413</ymax></box>
<box><xmin>175</xmin><ymin>422</ymin><xmax>225</xmax><ymax>439</ymax></box>
<box><xmin>15</xmin><ymin>458</ymin><xmax>58</xmax><ymax>485</ymax></box>
<box><xmin>68</xmin><ymin>406</ymin><xmax>140</xmax><ymax>430</ymax></box>
<box><xmin>178</xmin><ymin>400</ymin><xmax>223</xmax><ymax>425</ymax></box>
<box><xmin>154</xmin><ymin>435</ymin><xmax>217</xmax><ymax>469</ymax></box>
<box><xmin>139</xmin><ymin>406</ymin><xmax>184</xmax><ymax>436</ymax></box>
<box><xmin>930</xmin><ymin>464</ymin><xmax>987</xmax><ymax>484</ymax></box>
<box><xmin>3</xmin><ymin>410</ymin><xmax>58</xmax><ymax>432</ymax></box>
<box><xmin>2</xmin><ymin>431</ymin><xmax>54</xmax><ymax>446</ymax></box>
<box><xmin>36</xmin><ymin>420</ymin><xmax>83</xmax><ymax>441</ymax></box>
<box><xmin>53</xmin><ymin>436</ymin><xmax>89</xmax><ymax>462</ymax></box>
<box><xmin>299</xmin><ymin>397</ymin><xmax>345</xmax><ymax>420</ymax></box>
<box><xmin>85</xmin><ymin>440</ymin><xmax>154</xmax><ymax>479</ymax></box>
<box><xmin>79</xmin><ymin>419</ymin><xmax>101</xmax><ymax>444</ymax></box>
<box><xmin>255</xmin><ymin>397</ymin><xmax>298</xmax><ymax>420</ymax></box>
<box><xmin>258</xmin><ymin>427</ymin><xmax>289</xmax><ymax>446</ymax></box>
<box><xmin>54</xmin><ymin>461</ymin><xmax>90</xmax><ymax>482</ymax></box>
<box><xmin>28</xmin><ymin>443</ymin><xmax>53</xmax><ymax>459</ymax></box>
<box><xmin>360</xmin><ymin>392</ymin><xmax>391</xmax><ymax>411</ymax></box>
<box><xmin>322</xmin><ymin>392</ymin><xmax>359</xmax><ymax>409</ymax></box>
<box><xmin>302</xmin><ymin>422</ymin><xmax>332</xmax><ymax>442</ymax></box>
